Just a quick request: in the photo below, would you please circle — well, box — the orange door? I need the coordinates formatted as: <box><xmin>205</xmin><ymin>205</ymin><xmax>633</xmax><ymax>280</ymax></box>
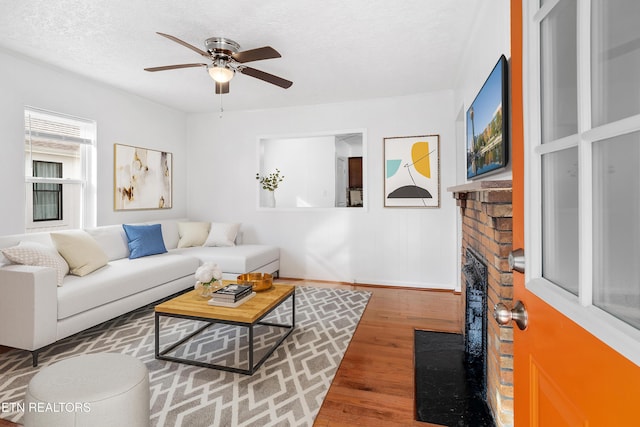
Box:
<box><xmin>510</xmin><ymin>1</ymin><xmax>640</xmax><ymax>424</ymax></box>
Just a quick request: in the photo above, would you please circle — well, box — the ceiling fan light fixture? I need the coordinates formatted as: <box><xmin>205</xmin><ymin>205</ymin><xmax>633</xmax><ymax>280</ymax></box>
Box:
<box><xmin>208</xmin><ymin>65</ymin><xmax>234</xmax><ymax>83</ymax></box>
<box><xmin>146</xmin><ymin>33</ymin><xmax>292</xmax><ymax>92</ymax></box>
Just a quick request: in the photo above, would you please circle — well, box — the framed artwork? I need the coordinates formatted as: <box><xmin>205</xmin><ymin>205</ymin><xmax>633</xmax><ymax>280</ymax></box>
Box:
<box><xmin>384</xmin><ymin>134</ymin><xmax>440</xmax><ymax>208</ymax></box>
<box><xmin>114</xmin><ymin>143</ymin><xmax>172</xmax><ymax>210</ymax></box>
<box><xmin>466</xmin><ymin>54</ymin><xmax>508</xmax><ymax>179</ymax></box>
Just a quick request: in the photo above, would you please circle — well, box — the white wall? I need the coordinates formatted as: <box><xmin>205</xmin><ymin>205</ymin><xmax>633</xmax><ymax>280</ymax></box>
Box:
<box><xmin>450</xmin><ymin>0</ymin><xmax>511</xmax><ymax>291</ymax></box>
<box><xmin>454</xmin><ymin>0</ymin><xmax>512</xmax><ymax>183</ymax></box>
<box><xmin>0</xmin><ymin>49</ymin><xmax>188</xmax><ymax>235</ymax></box>
<box><xmin>187</xmin><ymin>91</ymin><xmax>458</xmax><ymax>289</ymax></box>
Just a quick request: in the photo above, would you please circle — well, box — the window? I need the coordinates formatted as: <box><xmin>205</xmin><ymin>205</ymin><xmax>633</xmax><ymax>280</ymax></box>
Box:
<box><xmin>24</xmin><ymin>107</ymin><xmax>97</xmax><ymax>231</ymax></box>
<box><xmin>32</xmin><ymin>161</ymin><xmax>63</xmax><ymax>221</ymax></box>
<box><xmin>525</xmin><ymin>0</ymin><xmax>640</xmax><ymax>363</ymax></box>
<box><xmin>257</xmin><ymin>130</ymin><xmax>366</xmax><ymax>209</ymax></box>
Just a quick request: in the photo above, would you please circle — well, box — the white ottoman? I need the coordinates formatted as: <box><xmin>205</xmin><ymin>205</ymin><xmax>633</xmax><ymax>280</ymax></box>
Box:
<box><xmin>24</xmin><ymin>353</ymin><xmax>149</xmax><ymax>427</ymax></box>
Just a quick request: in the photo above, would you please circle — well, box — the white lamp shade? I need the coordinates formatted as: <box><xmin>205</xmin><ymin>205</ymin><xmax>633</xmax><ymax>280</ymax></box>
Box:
<box><xmin>208</xmin><ymin>66</ymin><xmax>234</xmax><ymax>83</ymax></box>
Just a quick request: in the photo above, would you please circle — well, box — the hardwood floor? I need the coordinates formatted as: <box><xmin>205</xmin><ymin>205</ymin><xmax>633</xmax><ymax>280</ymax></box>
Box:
<box><xmin>303</xmin><ymin>280</ymin><xmax>463</xmax><ymax>427</ymax></box>
<box><xmin>0</xmin><ymin>280</ymin><xmax>462</xmax><ymax>427</ymax></box>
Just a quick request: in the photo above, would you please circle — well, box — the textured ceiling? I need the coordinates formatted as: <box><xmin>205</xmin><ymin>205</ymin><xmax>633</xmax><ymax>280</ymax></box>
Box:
<box><xmin>0</xmin><ymin>0</ymin><xmax>481</xmax><ymax>113</ymax></box>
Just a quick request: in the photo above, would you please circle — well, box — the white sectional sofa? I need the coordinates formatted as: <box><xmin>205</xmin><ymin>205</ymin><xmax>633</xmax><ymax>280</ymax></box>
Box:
<box><xmin>0</xmin><ymin>219</ymin><xmax>279</xmax><ymax>366</ymax></box>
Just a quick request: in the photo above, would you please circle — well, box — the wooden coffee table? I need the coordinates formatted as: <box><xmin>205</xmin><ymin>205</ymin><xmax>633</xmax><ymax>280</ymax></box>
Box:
<box><xmin>154</xmin><ymin>283</ymin><xmax>295</xmax><ymax>375</ymax></box>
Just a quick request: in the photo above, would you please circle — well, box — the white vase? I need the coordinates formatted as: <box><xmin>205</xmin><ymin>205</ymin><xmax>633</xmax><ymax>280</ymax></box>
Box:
<box><xmin>265</xmin><ymin>190</ymin><xmax>276</xmax><ymax>208</ymax></box>
<box><xmin>196</xmin><ymin>280</ymin><xmax>222</xmax><ymax>297</ymax></box>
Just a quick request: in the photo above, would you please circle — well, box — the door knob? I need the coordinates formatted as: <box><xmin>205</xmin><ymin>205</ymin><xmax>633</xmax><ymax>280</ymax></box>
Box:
<box><xmin>509</xmin><ymin>248</ymin><xmax>525</xmax><ymax>273</ymax></box>
<box><xmin>494</xmin><ymin>300</ymin><xmax>528</xmax><ymax>330</ymax></box>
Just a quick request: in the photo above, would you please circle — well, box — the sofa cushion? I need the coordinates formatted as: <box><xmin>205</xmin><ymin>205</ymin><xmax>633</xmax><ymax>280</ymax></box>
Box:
<box><xmin>1</xmin><ymin>241</ymin><xmax>69</xmax><ymax>286</ymax></box>
<box><xmin>203</xmin><ymin>223</ymin><xmax>240</xmax><ymax>247</ymax></box>
<box><xmin>57</xmin><ymin>253</ymin><xmax>200</xmax><ymax>320</ymax></box>
<box><xmin>152</xmin><ymin>220</ymin><xmax>181</xmax><ymax>250</ymax></box>
<box><xmin>51</xmin><ymin>231</ymin><xmax>109</xmax><ymax>277</ymax></box>
<box><xmin>122</xmin><ymin>224</ymin><xmax>167</xmax><ymax>259</ymax></box>
<box><xmin>85</xmin><ymin>225</ymin><xmax>130</xmax><ymax>261</ymax></box>
<box><xmin>177</xmin><ymin>222</ymin><xmax>210</xmax><ymax>248</ymax></box>
<box><xmin>170</xmin><ymin>245</ymin><xmax>279</xmax><ymax>274</ymax></box>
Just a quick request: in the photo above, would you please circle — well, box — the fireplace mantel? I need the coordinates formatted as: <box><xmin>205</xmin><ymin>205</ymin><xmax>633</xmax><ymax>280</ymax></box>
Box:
<box><xmin>447</xmin><ymin>179</ymin><xmax>512</xmax><ymax>194</ymax></box>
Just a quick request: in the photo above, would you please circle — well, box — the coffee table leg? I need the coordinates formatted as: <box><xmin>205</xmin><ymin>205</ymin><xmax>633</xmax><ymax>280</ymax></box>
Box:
<box><xmin>155</xmin><ymin>312</ymin><xmax>160</xmax><ymax>358</ymax></box>
<box><xmin>292</xmin><ymin>292</ymin><xmax>296</xmax><ymax>328</ymax></box>
<box><xmin>249</xmin><ymin>325</ymin><xmax>255</xmax><ymax>374</ymax></box>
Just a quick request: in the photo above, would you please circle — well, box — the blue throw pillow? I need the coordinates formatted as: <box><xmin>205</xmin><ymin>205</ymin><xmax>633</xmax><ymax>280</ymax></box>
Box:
<box><xmin>122</xmin><ymin>224</ymin><xmax>167</xmax><ymax>259</ymax></box>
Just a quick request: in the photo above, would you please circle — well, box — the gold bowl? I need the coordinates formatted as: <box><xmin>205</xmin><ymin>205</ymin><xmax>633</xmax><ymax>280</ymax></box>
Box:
<box><xmin>237</xmin><ymin>273</ymin><xmax>273</xmax><ymax>292</ymax></box>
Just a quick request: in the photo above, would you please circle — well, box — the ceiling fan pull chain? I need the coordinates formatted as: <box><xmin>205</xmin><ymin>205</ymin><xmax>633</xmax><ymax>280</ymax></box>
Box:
<box><xmin>219</xmin><ymin>92</ymin><xmax>224</xmax><ymax>118</ymax></box>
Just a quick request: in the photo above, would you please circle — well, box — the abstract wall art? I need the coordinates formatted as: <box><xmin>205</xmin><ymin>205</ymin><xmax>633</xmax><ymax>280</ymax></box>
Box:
<box><xmin>114</xmin><ymin>143</ymin><xmax>172</xmax><ymax>210</ymax></box>
<box><xmin>384</xmin><ymin>135</ymin><xmax>440</xmax><ymax>208</ymax></box>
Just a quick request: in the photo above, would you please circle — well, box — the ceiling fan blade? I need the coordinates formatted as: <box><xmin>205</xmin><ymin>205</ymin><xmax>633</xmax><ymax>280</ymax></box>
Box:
<box><xmin>156</xmin><ymin>32</ymin><xmax>209</xmax><ymax>58</ymax></box>
<box><xmin>232</xmin><ymin>46</ymin><xmax>281</xmax><ymax>63</ymax></box>
<box><xmin>240</xmin><ymin>66</ymin><xmax>293</xmax><ymax>89</ymax></box>
<box><xmin>215</xmin><ymin>81</ymin><xmax>229</xmax><ymax>94</ymax></box>
<box><xmin>144</xmin><ymin>63</ymin><xmax>207</xmax><ymax>72</ymax></box>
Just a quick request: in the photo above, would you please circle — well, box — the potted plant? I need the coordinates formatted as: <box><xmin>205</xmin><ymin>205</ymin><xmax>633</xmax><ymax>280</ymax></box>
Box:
<box><xmin>256</xmin><ymin>169</ymin><xmax>284</xmax><ymax>207</ymax></box>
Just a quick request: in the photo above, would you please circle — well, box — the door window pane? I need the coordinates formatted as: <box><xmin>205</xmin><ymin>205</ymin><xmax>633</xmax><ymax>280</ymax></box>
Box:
<box><xmin>540</xmin><ymin>0</ymin><xmax>578</xmax><ymax>143</ymax></box>
<box><xmin>593</xmin><ymin>132</ymin><xmax>640</xmax><ymax>329</ymax></box>
<box><xmin>591</xmin><ymin>1</ymin><xmax>640</xmax><ymax>127</ymax></box>
<box><xmin>542</xmin><ymin>147</ymin><xmax>579</xmax><ymax>294</ymax></box>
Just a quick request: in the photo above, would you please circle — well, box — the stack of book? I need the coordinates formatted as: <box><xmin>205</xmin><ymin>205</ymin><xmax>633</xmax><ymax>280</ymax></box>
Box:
<box><xmin>208</xmin><ymin>284</ymin><xmax>255</xmax><ymax>307</ymax></box>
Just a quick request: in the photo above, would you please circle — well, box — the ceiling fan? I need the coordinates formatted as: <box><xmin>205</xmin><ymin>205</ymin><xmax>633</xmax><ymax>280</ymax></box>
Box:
<box><xmin>144</xmin><ymin>32</ymin><xmax>293</xmax><ymax>94</ymax></box>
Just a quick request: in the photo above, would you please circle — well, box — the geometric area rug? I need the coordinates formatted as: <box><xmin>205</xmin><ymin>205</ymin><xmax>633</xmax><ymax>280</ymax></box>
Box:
<box><xmin>0</xmin><ymin>286</ymin><xmax>371</xmax><ymax>426</ymax></box>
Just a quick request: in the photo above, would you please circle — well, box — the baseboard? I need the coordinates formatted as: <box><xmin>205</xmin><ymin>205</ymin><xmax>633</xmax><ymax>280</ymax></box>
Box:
<box><xmin>277</xmin><ymin>276</ymin><xmax>458</xmax><ymax>292</ymax></box>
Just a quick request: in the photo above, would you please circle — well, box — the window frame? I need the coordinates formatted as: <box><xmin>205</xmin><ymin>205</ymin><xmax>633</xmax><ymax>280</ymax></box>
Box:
<box><xmin>524</xmin><ymin>0</ymin><xmax>640</xmax><ymax>365</ymax></box>
<box><xmin>24</xmin><ymin>107</ymin><xmax>97</xmax><ymax>231</ymax></box>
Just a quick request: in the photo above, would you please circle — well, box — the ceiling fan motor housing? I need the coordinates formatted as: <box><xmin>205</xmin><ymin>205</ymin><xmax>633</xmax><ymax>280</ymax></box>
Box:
<box><xmin>205</xmin><ymin>37</ymin><xmax>241</xmax><ymax>56</ymax></box>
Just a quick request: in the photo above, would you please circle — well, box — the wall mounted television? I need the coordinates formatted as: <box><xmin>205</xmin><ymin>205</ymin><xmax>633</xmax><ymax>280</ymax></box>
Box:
<box><xmin>466</xmin><ymin>55</ymin><xmax>508</xmax><ymax>179</ymax></box>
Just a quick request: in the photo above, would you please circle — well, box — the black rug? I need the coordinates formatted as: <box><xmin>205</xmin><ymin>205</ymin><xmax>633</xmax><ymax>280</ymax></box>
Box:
<box><xmin>414</xmin><ymin>330</ymin><xmax>494</xmax><ymax>426</ymax></box>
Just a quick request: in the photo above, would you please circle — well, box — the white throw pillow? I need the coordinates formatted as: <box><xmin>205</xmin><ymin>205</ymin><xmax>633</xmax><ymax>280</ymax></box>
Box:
<box><xmin>1</xmin><ymin>241</ymin><xmax>69</xmax><ymax>286</ymax></box>
<box><xmin>85</xmin><ymin>225</ymin><xmax>130</xmax><ymax>261</ymax></box>
<box><xmin>177</xmin><ymin>222</ymin><xmax>210</xmax><ymax>248</ymax></box>
<box><xmin>204</xmin><ymin>223</ymin><xmax>240</xmax><ymax>247</ymax></box>
<box><xmin>51</xmin><ymin>230</ymin><xmax>109</xmax><ymax>277</ymax></box>
<box><xmin>153</xmin><ymin>220</ymin><xmax>180</xmax><ymax>250</ymax></box>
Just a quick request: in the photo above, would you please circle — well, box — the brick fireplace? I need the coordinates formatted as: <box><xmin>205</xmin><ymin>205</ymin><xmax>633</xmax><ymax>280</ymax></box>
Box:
<box><xmin>448</xmin><ymin>180</ymin><xmax>514</xmax><ymax>427</ymax></box>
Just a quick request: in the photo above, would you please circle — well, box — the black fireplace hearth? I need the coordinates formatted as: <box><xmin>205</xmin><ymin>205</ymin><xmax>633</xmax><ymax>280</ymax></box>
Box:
<box><xmin>414</xmin><ymin>330</ymin><xmax>494</xmax><ymax>426</ymax></box>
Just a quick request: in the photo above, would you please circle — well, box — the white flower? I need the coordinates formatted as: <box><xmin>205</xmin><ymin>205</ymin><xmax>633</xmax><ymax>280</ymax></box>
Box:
<box><xmin>211</xmin><ymin>264</ymin><xmax>222</xmax><ymax>281</ymax></box>
<box><xmin>195</xmin><ymin>262</ymin><xmax>222</xmax><ymax>285</ymax></box>
<box><xmin>195</xmin><ymin>267</ymin><xmax>213</xmax><ymax>283</ymax></box>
